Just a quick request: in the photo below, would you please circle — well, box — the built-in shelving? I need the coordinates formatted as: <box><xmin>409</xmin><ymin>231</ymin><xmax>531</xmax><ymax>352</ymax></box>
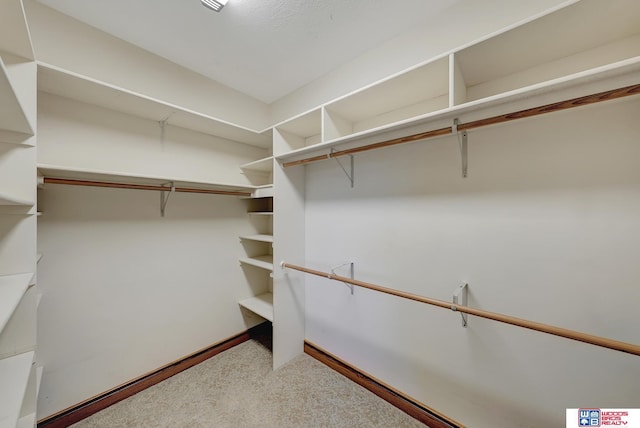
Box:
<box><xmin>37</xmin><ymin>63</ymin><xmax>271</xmax><ymax>148</ymax></box>
<box><xmin>239</xmin><ymin>292</ymin><xmax>273</xmax><ymax>322</ymax></box>
<box><xmin>0</xmin><ymin>274</ymin><xmax>33</xmax><ymax>334</ymax></box>
<box><xmin>324</xmin><ymin>56</ymin><xmax>449</xmax><ymax>141</ymax></box>
<box><xmin>240</xmin><ymin>234</ymin><xmax>273</xmax><ymax>244</ymax></box>
<box><xmin>239</xmin><ymin>255</ymin><xmax>274</xmax><ymax>271</ymax></box>
<box><xmin>37</xmin><ymin>163</ymin><xmax>256</xmax><ymax>194</ymax></box>
<box><xmin>273</xmin><ymin>109</ymin><xmax>322</xmax><ymax>156</ymax></box>
<box><xmin>271</xmin><ymin>0</ymin><xmax>640</xmax><ymax>165</ymax></box>
<box><xmin>0</xmin><ymin>0</ymin><xmax>33</xmax><ymax>61</ymax></box>
<box><xmin>0</xmin><ymin>57</ymin><xmax>33</xmax><ymax>144</ymax></box>
<box><xmin>240</xmin><ymin>156</ymin><xmax>273</xmax><ymax>173</ymax></box>
<box><xmin>0</xmin><ymin>192</ymin><xmax>33</xmax><ymax>206</ymax></box>
<box><xmin>0</xmin><ymin>351</ymin><xmax>34</xmax><ymax>428</ymax></box>
<box><xmin>248</xmin><ymin>212</ymin><xmax>273</xmax><ymax>216</ymax></box>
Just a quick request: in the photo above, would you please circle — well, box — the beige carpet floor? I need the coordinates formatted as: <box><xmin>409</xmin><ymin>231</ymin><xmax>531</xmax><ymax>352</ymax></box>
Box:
<box><xmin>70</xmin><ymin>334</ymin><xmax>425</xmax><ymax>428</ymax></box>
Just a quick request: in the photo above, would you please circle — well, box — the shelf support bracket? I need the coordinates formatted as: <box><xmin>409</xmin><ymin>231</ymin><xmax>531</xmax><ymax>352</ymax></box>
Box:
<box><xmin>330</xmin><ymin>261</ymin><xmax>355</xmax><ymax>294</ymax></box>
<box><xmin>451</xmin><ymin>283</ymin><xmax>468</xmax><ymax>327</ymax></box>
<box><xmin>331</xmin><ymin>149</ymin><xmax>354</xmax><ymax>188</ymax></box>
<box><xmin>160</xmin><ymin>181</ymin><xmax>175</xmax><ymax>217</ymax></box>
<box><xmin>453</xmin><ymin>118</ymin><xmax>468</xmax><ymax>178</ymax></box>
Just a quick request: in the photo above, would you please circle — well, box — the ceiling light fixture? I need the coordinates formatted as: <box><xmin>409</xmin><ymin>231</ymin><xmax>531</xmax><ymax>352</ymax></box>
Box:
<box><xmin>201</xmin><ymin>0</ymin><xmax>227</xmax><ymax>12</ymax></box>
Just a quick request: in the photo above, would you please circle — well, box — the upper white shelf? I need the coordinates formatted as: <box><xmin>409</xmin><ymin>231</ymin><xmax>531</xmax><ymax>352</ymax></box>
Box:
<box><xmin>272</xmin><ymin>0</ymin><xmax>640</xmax><ymax>162</ymax></box>
<box><xmin>37</xmin><ymin>163</ymin><xmax>257</xmax><ymax>194</ymax></box>
<box><xmin>0</xmin><ymin>56</ymin><xmax>34</xmax><ymax>144</ymax></box>
<box><xmin>0</xmin><ymin>191</ymin><xmax>33</xmax><ymax>207</ymax></box>
<box><xmin>276</xmin><ymin>57</ymin><xmax>640</xmax><ymax>162</ymax></box>
<box><xmin>240</xmin><ymin>157</ymin><xmax>273</xmax><ymax>173</ymax></box>
<box><xmin>37</xmin><ymin>63</ymin><xmax>270</xmax><ymax>148</ymax></box>
<box><xmin>239</xmin><ymin>292</ymin><xmax>273</xmax><ymax>322</ymax></box>
<box><xmin>0</xmin><ymin>351</ymin><xmax>34</xmax><ymax>428</ymax></box>
<box><xmin>0</xmin><ymin>0</ymin><xmax>34</xmax><ymax>61</ymax></box>
<box><xmin>0</xmin><ymin>274</ymin><xmax>32</xmax><ymax>334</ymax></box>
<box><xmin>247</xmin><ymin>211</ymin><xmax>273</xmax><ymax>216</ymax></box>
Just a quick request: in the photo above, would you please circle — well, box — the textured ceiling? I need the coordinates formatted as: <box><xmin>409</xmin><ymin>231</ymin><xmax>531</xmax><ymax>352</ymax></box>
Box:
<box><xmin>36</xmin><ymin>0</ymin><xmax>459</xmax><ymax>103</ymax></box>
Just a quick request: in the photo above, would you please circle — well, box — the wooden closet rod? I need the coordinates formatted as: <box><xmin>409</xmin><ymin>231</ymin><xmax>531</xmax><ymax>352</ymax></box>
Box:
<box><xmin>282</xmin><ymin>262</ymin><xmax>640</xmax><ymax>357</ymax></box>
<box><xmin>282</xmin><ymin>83</ymin><xmax>640</xmax><ymax>168</ymax></box>
<box><xmin>43</xmin><ymin>177</ymin><xmax>252</xmax><ymax>197</ymax></box>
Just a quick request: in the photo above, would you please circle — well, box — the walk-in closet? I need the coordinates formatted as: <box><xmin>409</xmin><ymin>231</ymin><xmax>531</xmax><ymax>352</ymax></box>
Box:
<box><xmin>0</xmin><ymin>0</ymin><xmax>638</xmax><ymax>427</ymax></box>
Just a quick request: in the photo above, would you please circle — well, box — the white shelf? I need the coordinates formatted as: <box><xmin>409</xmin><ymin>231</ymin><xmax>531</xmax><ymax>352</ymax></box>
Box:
<box><xmin>0</xmin><ymin>351</ymin><xmax>34</xmax><ymax>428</ymax></box>
<box><xmin>239</xmin><ymin>255</ymin><xmax>273</xmax><ymax>271</ymax></box>
<box><xmin>324</xmin><ymin>56</ymin><xmax>449</xmax><ymax>140</ymax></box>
<box><xmin>37</xmin><ymin>163</ymin><xmax>256</xmax><ymax>194</ymax></box>
<box><xmin>240</xmin><ymin>234</ymin><xmax>273</xmax><ymax>243</ymax></box>
<box><xmin>248</xmin><ymin>211</ymin><xmax>273</xmax><ymax>216</ymax></box>
<box><xmin>273</xmin><ymin>109</ymin><xmax>322</xmax><ymax>155</ymax></box>
<box><xmin>454</xmin><ymin>0</ymin><xmax>640</xmax><ymax>105</ymax></box>
<box><xmin>276</xmin><ymin>57</ymin><xmax>640</xmax><ymax>162</ymax></box>
<box><xmin>240</xmin><ymin>157</ymin><xmax>273</xmax><ymax>173</ymax></box>
<box><xmin>0</xmin><ymin>274</ymin><xmax>33</xmax><ymax>334</ymax></box>
<box><xmin>37</xmin><ymin>63</ymin><xmax>270</xmax><ymax>148</ymax></box>
<box><xmin>0</xmin><ymin>192</ymin><xmax>33</xmax><ymax>206</ymax></box>
<box><xmin>239</xmin><ymin>292</ymin><xmax>273</xmax><ymax>322</ymax></box>
<box><xmin>0</xmin><ymin>0</ymin><xmax>34</xmax><ymax>61</ymax></box>
<box><xmin>0</xmin><ymin>57</ymin><xmax>33</xmax><ymax>144</ymax></box>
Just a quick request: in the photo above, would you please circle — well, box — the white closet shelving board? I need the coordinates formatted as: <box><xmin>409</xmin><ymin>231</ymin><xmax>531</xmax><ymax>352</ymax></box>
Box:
<box><xmin>247</xmin><ymin>185</ymin><xmax>274</xmax><ymax>199</ymax></box>
<box><xmin>0</xmin><ymin>274</ymin><xmax>32</xmax><ymax>334</ymax></box>
<box><xmin>240</xmin><ymin>156</ymin><xmax>273</xmax><ymax>173</ymax></box>
<box><xmin>0</xmin><ymin>351</ymin><xmax>34</xmax><ymax>428</ymax></box>
<box><xmin>0</xmin><ymin>57</ymin><xmax>33</xmax><ymax>142</ymax></box>
<box><xmin>248</xmin><ymin>212</ymin><xmax>273</xmax><ymax>216</ymax></box>
<box><xmin>239</xmin><ymin>255</ymin><xmax>274</xmax><ymax>271</ymax></box>
<box><xmin>37</xmin><ymin>63</ymin><xmax>269</xmax><ymax>148</ymax></box>
<box><xmin>240</xmin><ymin>234</ymin><xmax>273</xmax><ymax>243</ymax></box>
<box><xmin>324</xmin><ymin>56</ymin><xmax>449</xmax><ymax>137</ymax></box>
<box><xmin>455</xmin><ymin>0</ymin><xmax>640</xmax><ymax>103</ymax></box>
<box><xmin>273</xmin><ymin>109</ymin><xmax>322</xmax><ymax>155</ymax></box>
<box><xmin>239</xmin><ymin>292</ymin><xmax>273</xmax><ymax>322</ymax></box>
<box><xmin>0</xmin><ymin>0</ymin><xmax>33</xmax><ymax>61</ymax></box>
<box><xmin>276</xmin><ymin>57</ymin><xmax>640</xmax><ymax>162</ymax></box>
<box><xmin>37</xmin><ymin>164</ymin><xmax>256</xmax><ymax>193</ymax></box>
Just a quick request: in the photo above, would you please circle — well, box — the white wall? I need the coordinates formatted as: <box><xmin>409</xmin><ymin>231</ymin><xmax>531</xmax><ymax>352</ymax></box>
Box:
<box><xmin>37</xmin><ymin>184</ymin><xmax>264</xmax><ymax>417</ymax></box>
<box><xmin>304</xmin><ymin>97</ymin><xmax>640</xmax><ymax>427</ymax></box>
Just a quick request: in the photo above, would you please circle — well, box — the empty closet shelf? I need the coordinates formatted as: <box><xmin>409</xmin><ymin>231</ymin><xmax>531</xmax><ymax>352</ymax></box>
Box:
<box><xmin>0</xmin><ymin>273</ymin><xmax>33</xmax><ymax>334</ymax></box>
<box><xmin>239</xmin><ymin>255</ymin><xmax>273</xmax><ymax>271</ymax></box>
<box><xmin>0</xmin><ymin>351</ymin><xmax>35</xmax><ymax>428</ymax></box>
<box><xmin>239</xmin><ymin>292</ymin><xmax>273</xmax><ymax>322</ymax></box>
<box><xmin>240</xmin><ymin>234</ymin><xmax>273</xmax><ymax>243</ymax></box>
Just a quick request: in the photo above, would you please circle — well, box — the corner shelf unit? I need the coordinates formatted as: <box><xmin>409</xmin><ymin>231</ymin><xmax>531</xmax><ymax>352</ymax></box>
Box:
<box><xmin>0</xmin><ymin>274</ymin><xmax>33</xmax><ymax>335</ymax></box>
<box><xmin>272</xmin><ymin>0</ymin><xmax>640</xmax><ymax>163</ymax></box>
<box><xmin>238</xmin><ymin>194</ymin><xmax>274</xmax><ymax>322</ymax></box>
<box><xmin>0</xmin><ymin>56</ymin><xmax>34</xmax><ymax>144</ymax></box>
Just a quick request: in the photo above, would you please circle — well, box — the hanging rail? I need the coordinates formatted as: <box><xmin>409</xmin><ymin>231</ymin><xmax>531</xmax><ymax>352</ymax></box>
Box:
<box><xmin>282</xmin><ymin>83</ymin><xmax>640</xmax><ymax>168</ymax></box>
<box><xmin>43</xmin><ymin>177</ymin><xmax>252</xmax><ymax>197</ymax></box>
<box><xmin>281</xmin><ymin>262</ymin><xmax>640</xmax><ymax>357</ymax></box>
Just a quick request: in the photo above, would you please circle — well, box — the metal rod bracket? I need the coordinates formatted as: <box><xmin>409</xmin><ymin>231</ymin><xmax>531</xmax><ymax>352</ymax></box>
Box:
<box><xmin>160</xmin><ymin>181</ymin><xmax>175</xmax><ymax>217</ymax></box>
<box><xmin>452</xmin><ymin>283</ymin><xmax>468</xmax><ymax>327</ymax></box>
<box><xmin>331</xmin><ymin>261</ymin><xmax>355</xmax><ymax>294</ymax></box>
<box><xmin>453</xmin><ymin>118</ymin><xmax>468</xmax><ymax>178</ymax></box>
<box><xmin>331</xmin><ymin>149</ymin><xmax>354</xmax><ymax>188</ymax></box>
